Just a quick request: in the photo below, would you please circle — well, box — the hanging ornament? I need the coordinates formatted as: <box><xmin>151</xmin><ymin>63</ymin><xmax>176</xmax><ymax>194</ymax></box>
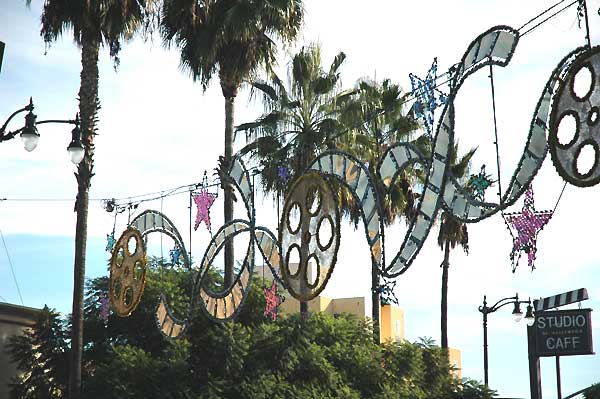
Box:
<box><xmin>409</xmin><ymin>58</ymin><xmax>448</xmax><ymax>137</ymax></box>
<box><xmin>505</xmin><ymin>185</ymin><xmax>553</xmax><ymax>272</ymax></box>
<box><xmin>106</xmin><ymin>232</ymin><xmax>116</xmax><ymax>252</ymax></box>
<box><xmin>468</xmin><ymin>165</ymin><xmax>495</xmax><ymax>201</ymax></box>
<box><xmin>193</xmin><ymin>171</ymin><xmax>218</xmax><ymax>233</ymax></box>
<box><xmin>99</xmin><ymin>294</ymin><xmax>110</xmax><ymax>325</ymax></box>
<box><xmin>278</xmin><ymin>165</ymin><xmax>289</xmax><ymax>184</ymax></box>
<box><xmin>376</xmin><ymin>277</ymin><xmax>399</xmax><ymax>306</ymax></box>
<box><xmin>169</xmin><ymin>246</ymin><xmax>181</xmax><ymax>266</ymax></box>
<box><xmin>263</xmin><ymin>280</ymin><xmax>284</xmax><ymax>321</ymax></box>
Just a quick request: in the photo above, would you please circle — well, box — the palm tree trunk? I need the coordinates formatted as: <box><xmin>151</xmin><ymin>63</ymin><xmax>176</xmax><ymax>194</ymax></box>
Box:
<box><xmin>441</xmin><ymin>241</ymin><xmax>450</xmax><ymax>349</ymax></box>
<box><xmin>68</xmin><ymin>37</ymin><xmax>99</xmax><ymax>399</ymax></box>
<box><xmin>372</xmin><ymin>265</ymin><xmax>380</xmax><ymax>343</ymax></box>
<box><xmin>223</xmin><ymin>94</ymin><xmax>235</xmax><ymax>287</ymax></box>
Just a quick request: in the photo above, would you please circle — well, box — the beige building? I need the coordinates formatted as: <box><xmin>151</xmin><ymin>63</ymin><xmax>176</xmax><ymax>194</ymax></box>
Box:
<box><xmin>255</xmin><ymin>263</ymin><xmax>461</xmax><ymax>377</ymax></box>
<box><xmin>0</xmin><ymin>302</ymin><xmax>41</xmax><ymax>399</ymax></box>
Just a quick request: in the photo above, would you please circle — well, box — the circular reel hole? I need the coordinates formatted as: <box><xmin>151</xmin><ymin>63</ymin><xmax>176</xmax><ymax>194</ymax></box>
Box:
<box><xmin>123</xmin><ymin>287</ymin><xmax>134</xmax><ymax>307</ymax></box>
<box><xmin>306</xmin><ymin>186</ymin><xmax>322</xmax><ymax>216</ymax></box>
<box><xmin>306</xmin><ymin>254</ymin><xmax>320</xmax><ymax>288</ymax></box>
<box><xmin>134</xmin><ymin>260</ymin><xmax>143</xmax><ymax>280</ymax></box>
<box><xmin>575</xmin><ymin>142</ymin><xmax>598</xmax><ymax>178</ymax></box>
<box><xmin>287</xmin><ymin>202</ymin><xmax>301</xmax><ymax>234</ymax></box>
<box><xmin>588</xmin><ymin>107</ymin><xmax>599</xmax><ymax>126</ymax></box>
<box><xmin>556</xmin><ymin>113</ymin><xmax>578</xmax><ymax>147</ymax></box>
<box><xmin>115</xmin><ymin>248</ymin><xmax>125</xmax><ymax>267</ymax></box>
<box><xmin>572</xmin><ymin>65</ymin><xmax>593</xmax><ymax>100</ymax></box>
<box><xmin>317</xmin><ymin>216</ymin><xmax>334</xmax><ymax>250</ymax></box>
<box><xmin>127</xmin><ymin>236</ymin><xmax>138</xmax><ymax>256</ymax></box>
<box><xmin>286</xmin><ymin>245</ymin><xmax>301</xmax><ymax>277</ymax></box>
<box><xmin>113</xmin><ymin>280</ymin><xmax>122</xmax><ymax>299</ymax></box>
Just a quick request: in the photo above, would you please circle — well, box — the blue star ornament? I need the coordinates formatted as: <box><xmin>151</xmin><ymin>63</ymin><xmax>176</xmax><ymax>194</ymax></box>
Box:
<box><xmin>169</xmin><ymin>246</ymin><xmax>181</xmax><ymax>266</ymax></box>
<box><xmin>106</xmin><ymin>232</ymin><xmax>116</xmax><ymax>252</ymax></box>
<box><xmin>410</xmin><ymin>58</ymin><xmax>447</xmax><ymax>137</ymax></box>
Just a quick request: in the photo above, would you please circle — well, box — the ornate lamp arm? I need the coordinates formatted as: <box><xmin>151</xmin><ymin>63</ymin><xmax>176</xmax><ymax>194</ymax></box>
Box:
<box><xmin>0</xmin><ymin>98</ymin><xmax>34</xmax><ymax>141</ymax></box>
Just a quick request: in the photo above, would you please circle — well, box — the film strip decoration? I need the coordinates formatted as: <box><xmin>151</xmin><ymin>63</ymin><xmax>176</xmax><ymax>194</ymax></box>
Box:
<box><xmin>307</xmin><ymin>151</ymin><xmax>384</xmax><ymax>282</ymax></box>
<box><xmin>128</xmin><ymin>210</ymin><xmax>191</xmax><ymax>338</ymax></box>
<box><xmin>110</xmin><ymin>25</ymin><xmax>600</xmax><ymax>333</ymax></box>
<box><xmin>534</xmin><ymin>288</ymin><xmax>589</xmax><ymax>312</ymax></box>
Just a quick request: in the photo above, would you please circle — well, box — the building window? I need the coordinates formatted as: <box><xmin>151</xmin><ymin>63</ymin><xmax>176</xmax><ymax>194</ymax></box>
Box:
<box><xmin>394</xmin><ymin>320</ymin><xmax>400</xmax><ymax>340</ymax></box>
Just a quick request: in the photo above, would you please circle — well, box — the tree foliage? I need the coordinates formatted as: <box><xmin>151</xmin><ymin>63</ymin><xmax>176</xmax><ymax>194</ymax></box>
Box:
<box><xmin>7</xmin><ymin>259</ymin><xmax>494</xmax><ymax>399</ymax></box>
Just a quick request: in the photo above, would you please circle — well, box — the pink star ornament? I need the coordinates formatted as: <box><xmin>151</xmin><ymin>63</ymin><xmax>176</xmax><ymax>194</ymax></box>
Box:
<box><xmin>505</xmin><ymin>185</ymin><xmax>553</xmax><ymax>272</ymax></box>
<box><xmin>263</xmin><ymin>280</ymin><xmax>283</xmax><ymax>321</ymax></box>
<box><xmin>193</xmin><ymin>191</ymin><xmax>217</xmax><ymax>232</ymax></box>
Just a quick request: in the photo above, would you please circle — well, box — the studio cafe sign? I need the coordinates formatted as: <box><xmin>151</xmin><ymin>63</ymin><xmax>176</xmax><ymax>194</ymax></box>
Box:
<box><xmin>535</xmin><ymin>308</ymin><xmax>594</xmax><ymax>357</ymax></box>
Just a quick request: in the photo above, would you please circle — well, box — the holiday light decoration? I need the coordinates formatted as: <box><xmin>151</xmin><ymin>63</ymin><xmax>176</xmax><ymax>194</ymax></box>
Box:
<box><xmin>106</xmin><ymin>232</ymin><xmax>116</xmax><ymax>252</ymax></box>
<box><xmin>109</xmin><ymin>21</ymin><xmax>600</xmax><ymax>333</ymax></box>
<box><xmin>100</xmin><ymin>294</ymin><xmax>110</xmax><ymax>325</ymax></box>
<box><xmin>193</xmin><ymin>191</ymin><xmax>216</xmax><ymax>232</ymax></box>
<box><xmin>505</xmin><ymin>185</ymin><xmax>553</xmax><ymax>271</ymax></box>
<box><xmin>279</xmin><ymin>172</ymin><xmax>340</xmax><ymax>301</ymax></box>
<box><xmin>278</xmin><ymin>165</ymin><xmax>289</xmax><ymax>183</ymax></box>
<box><xmin>377</xmin><ymin>278</ymin><xmax>398</xmax><ymax>306</ymax></box>
<box><xmin>109</xmin><ymin>227</ymin><xmax>147</xmax><ymax>317</ymax></box>
<box><xmin>468</xmin><ymin>165</ymin><xmax>494</xmax><ymax>201</ymax></box>
<box><xmin>409</xmin><ymin>58</ymin><xmax>447</xmax><ymax>137</ymax></box>
<box><xmin>263</xmin><ymin>280</ymin><xmax>283</xmax><ymax>320</ymax></box>
<box><xmin>169</xmin><ymin>246</ymin><xmax>181</xmax><ymax>266</ymax></box>
<box><xmin>548</xmin><ymin>46</ymin><xmax>600</xmax><ymax>187</ymax></box>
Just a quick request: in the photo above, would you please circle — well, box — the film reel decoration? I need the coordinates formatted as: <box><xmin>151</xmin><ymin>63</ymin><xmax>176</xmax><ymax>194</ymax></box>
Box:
<box><xmin>279</xmin><ymin>172</ymin><xmax>340</xmax><ymax>301</ymax></box>
<box><xmin>307</xmin><ymin>151</ymin><xmax>384</xmax><ymax>279</ymax></box>
<box><xmin>549</xmin><ymin>46</ymin><xmax>600</xmax><ymax>187</ymax></box>
<box><xmin>109</xmin><ymin>227</ymin><xmax>147</xmax><ymax>317</ymax></box>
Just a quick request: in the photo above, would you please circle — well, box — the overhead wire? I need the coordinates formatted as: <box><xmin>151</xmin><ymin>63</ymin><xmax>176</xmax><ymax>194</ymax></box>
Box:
<box><xmin>520</xmin><ymin>0</ymin><xmax>579</xmax><ymax>37</ymax></box>
<box><xmin>0</xmin><ymin>228</ymin><xmax>24</xmax><ymax>305</ymax></box>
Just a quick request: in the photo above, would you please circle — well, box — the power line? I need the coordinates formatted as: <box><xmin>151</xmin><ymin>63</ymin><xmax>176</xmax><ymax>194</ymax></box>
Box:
<box><xmin>518</xmin><ymin>0</ymin><xmax>572</xmax><ymax>31</ymax></box>
<box><xmin>0</xmin><ymin>228</ymin><xmax>24</xmax><ymax>305</ymax></box>
<box><xmin>520</xmin><ymin>0</ymin><xmax>578</xmax><ymax>37</ymax></box>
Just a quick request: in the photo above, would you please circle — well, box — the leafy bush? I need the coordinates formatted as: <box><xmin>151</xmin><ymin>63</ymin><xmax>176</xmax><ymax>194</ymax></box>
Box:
<box><xmin>7</xmin><ymin>259</ymin><xmax>495</xmax><ymax>399</ymax></box>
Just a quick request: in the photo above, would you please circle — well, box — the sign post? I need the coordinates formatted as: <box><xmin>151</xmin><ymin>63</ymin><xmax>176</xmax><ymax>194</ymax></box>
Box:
<box><xmin>528</xmin><ymin>289</ymin><xmax>592</xmax><ymax>399</ymax></box>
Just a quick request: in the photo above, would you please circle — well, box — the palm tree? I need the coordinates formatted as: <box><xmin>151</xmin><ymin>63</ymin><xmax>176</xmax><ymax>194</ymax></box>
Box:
<box><xmin>437</xmin><ymin>146</ymin><xmax>474</xmax><ymax>349</ymax></box>
<box><xmin>160</xmin><ymin>0</ymin><xmax>303</xmax><ymax>287</ymax></box>
<box><xmin>37</xmin><ymin>1</ymin><xmax>154</xmax><ymax>397</ymax></box>
<box><xmin>237</xmin><ymin>44</ymin><xmax>351</xmax><ymax>316</ymax></box>
<box><xmin>336</xmin><ymin>78</ymin><xmax>420</xmax><ymax>341</ymax></box>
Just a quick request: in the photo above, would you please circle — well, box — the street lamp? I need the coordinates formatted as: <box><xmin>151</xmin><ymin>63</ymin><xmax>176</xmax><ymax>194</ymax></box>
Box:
<box><xmin>478</xmin><ymin>293</ymin><xmax>535</xmax><ymax>386</ymax></box>
<box><xmin>0</xmin><ymin>97</ymin><xmax>84</xmax><ymax>164</ymax></box>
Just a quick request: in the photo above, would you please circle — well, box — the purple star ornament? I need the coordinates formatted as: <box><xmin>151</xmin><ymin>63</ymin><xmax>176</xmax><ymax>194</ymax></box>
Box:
<box><xmin>505</xmin><ymin>185</ymin><xmax>553</xmax><ymax>272</ymax></box>
<box><xmin>100</xmin><ymin>294</ymin><xmax>110</xmax><ymax>325</ymax></box>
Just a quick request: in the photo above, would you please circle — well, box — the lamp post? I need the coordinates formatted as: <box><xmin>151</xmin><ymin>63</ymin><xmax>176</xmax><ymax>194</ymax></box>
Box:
<box><xmin>478</xmin><ymin>293</ymin><xmax>535</xmax><ymax>386</ymax></box>
<box><xmin>1</xmin><ymin>97</ymin><xmax>84</xmax><ymax>164</ymax></box>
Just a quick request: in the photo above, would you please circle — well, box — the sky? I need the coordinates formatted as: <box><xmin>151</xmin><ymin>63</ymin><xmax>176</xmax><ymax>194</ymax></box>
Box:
<box><xmin>1</xmin><ymin>0</ymin><xmax>600</xmax><ymax>397</ymax></box>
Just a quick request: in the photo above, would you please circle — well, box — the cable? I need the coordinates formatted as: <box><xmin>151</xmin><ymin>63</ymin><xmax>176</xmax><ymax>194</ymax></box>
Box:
<box><xmin>552</xmin><ymin>181</ymin><xmax>568</xmax><ymax>213</ymax></box>
<box><xmin>520</xmin><ymin>1</ymin><xmax>578</xmax><ymax>37</ymax></box>
<box><xmin>518</xmin><ymin>0</ymin><xmax>571</xmax><ymax>31</ymax></box>
<box><xmin>0</xmin><ymin>228</ymin><xmax>24</xmax><ymax>305</ymax></box>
